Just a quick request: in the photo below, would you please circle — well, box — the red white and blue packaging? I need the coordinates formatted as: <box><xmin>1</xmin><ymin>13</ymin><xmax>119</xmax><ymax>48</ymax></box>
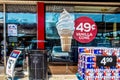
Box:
<box><xmin>78</xmin><ymin>47</ymin><xmax>120</xmax><ymax>80</ymax></box>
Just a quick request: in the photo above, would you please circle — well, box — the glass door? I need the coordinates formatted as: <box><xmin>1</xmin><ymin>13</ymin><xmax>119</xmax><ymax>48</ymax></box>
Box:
<box><xmin>5</xmin><ymin>4</ymin><xmax>37</xmax><ymax>69</ymax></box>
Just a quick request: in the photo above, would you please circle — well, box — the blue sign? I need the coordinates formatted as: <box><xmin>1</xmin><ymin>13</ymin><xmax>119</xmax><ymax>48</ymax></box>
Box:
<box><xmin>10</xmin><ymin>52</ymin><xmax>19</xmax><ymax>58</ymax></box>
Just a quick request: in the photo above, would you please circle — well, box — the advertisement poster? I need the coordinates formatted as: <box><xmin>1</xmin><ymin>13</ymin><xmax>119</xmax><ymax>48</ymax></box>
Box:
<box><xmin>7</xmin><ymin>24</ymin><xmax>17</xmax><ymax>36</ymax></box>
<box><xmin>6</xmin><ymin>50</ymin><xmax>21</xmax><ymax>77</ymax></box>
<box><xmin>74</xmin><ymin>16</ymin><xmax>97</xmax><ymax>43</ymax></box>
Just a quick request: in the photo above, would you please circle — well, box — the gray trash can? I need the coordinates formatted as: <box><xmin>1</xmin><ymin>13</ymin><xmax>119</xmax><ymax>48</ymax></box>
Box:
<box><xmin>28</xmin><ymin>50</ymin><xmax>48</xmax><ymax>80</ymax></box>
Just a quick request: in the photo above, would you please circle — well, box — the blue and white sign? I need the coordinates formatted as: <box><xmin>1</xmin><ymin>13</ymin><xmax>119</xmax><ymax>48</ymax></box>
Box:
<box><xmin>8</xmin><ymin>24</ymin><xmax>17</xmax><ymax>36</ymax></box>
<box><xmin>6</xmin><ymin>50</ymin><xmax>21</xmax><ymax>77</ymax></box>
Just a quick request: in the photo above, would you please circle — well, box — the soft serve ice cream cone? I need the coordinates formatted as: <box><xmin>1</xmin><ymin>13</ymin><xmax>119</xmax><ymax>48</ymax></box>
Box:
<box><xmin>56</xmin><ymin>9</ymin><xmax>74</xmax><ymax>52</ymax></box>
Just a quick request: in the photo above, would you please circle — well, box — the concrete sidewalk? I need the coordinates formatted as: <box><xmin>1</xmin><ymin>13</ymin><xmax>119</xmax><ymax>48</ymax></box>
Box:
<box><xmin>0</xmin><ymin>75</ymin><xmax>78</xmax><ymax>80</ymax></box>
<box><xmin>0</xmin><ymin>66</ymin><xmax>78</xmax><ymax>80</ymax></box>
<box><xmin>0</xmin><ymin>66</ymin><xmax>5</xmax><ymax>80</ymax></box>
<box><xmin>0</xmin><ymin>74</ymin><xmax>78</xmax><ymax>80</ymax></box>
<box><xmin>49</xmin><ymin>74</ymin><xmax>78</xmax><ymax>80</ymax></box>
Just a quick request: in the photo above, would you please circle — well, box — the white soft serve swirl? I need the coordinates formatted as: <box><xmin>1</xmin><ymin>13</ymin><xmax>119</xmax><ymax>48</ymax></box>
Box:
<box><xmin>56</xmin><ymin>9</ymin><xmax>74</xmax><ymax>31</ymax></box>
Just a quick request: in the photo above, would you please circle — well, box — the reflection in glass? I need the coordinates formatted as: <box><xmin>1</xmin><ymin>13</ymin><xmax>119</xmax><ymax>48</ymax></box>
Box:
<box><xmin>46</xmin><ymin>12</ymin><xmax>120</xmax><ymax>47</ymax></box>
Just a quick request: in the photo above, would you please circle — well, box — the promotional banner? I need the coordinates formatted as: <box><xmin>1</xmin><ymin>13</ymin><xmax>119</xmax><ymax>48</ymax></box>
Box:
<box><xmin>7</xmin><ymin>24</ymin><xmax>17</xmax><ymax>36</ymax></box>
<box><xmin>74</xmin><ymin>16</ymin><xmax>97</xmax><ymax>43</ymax></box>
<box><xmin>6</xmin><ymin>50</ymin><xmax>21</xmax><ymax>77</ymax></box>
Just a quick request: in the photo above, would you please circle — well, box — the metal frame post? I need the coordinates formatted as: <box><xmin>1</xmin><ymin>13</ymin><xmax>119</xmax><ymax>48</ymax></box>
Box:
<box><xmin>3</xmin><ymin>3</ymin><xmax>7</xmax><ymax>75</ymax></box>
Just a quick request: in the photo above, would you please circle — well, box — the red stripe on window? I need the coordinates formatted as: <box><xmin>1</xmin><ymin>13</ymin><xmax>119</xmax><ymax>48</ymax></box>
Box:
<box><xmin>37</xmin><ymin>2</ymin><xmax>45</xmax><ymax>49</ymax></box>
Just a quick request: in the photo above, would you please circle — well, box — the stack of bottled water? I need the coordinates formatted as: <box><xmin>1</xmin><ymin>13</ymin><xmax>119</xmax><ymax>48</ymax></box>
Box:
<box><xmin>78</xmin><ymin>47</ymin><xmax>120</xmax><ymax>80</ymax></box>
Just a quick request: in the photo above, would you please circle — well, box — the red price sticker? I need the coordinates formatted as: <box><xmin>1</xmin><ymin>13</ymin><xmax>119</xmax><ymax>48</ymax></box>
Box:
<box><xmin>74</xmin><ymin>16</ymin><xmax>97</xmax><ymax>43</ymax></box>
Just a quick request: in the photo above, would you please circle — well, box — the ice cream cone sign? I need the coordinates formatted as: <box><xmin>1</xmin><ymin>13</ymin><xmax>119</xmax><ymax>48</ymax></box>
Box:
<box><xmin>56</xmin><ymin>9</ymin><xmax>74</xmax><ymax>52</ymax></box>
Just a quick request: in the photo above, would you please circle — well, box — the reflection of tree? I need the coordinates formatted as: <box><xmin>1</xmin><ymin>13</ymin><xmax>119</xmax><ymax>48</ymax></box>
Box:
<box><xmin>46</xmin><ymin>19</ymin><xmax>60</xmax><ymax>39</ymax></box>
<box><xmin>52</xmin><ymin>26</ymin><xmax>59</xmax><ymax>37</ymax></box>
<box><xmin>46</xmin><ymin>25</ymin><xmax>59</xmax><ymax>39</ymax></box>
<box><xmin>52</xmin><ymin>13</ymin><xmax>58</xmax><ymax>23</ymax></box>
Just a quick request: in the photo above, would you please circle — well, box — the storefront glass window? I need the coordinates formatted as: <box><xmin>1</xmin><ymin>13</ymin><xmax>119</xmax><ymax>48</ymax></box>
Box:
<box><xmin>45</xmin><ymin>5</ymin><xmax>120</xmax><ymax>62</ymax></box>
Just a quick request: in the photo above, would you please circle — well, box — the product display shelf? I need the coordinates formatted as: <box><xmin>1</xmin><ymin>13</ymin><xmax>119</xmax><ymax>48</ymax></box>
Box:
<box><xmin>77</xmin><ymin>47</ymin><xmax>120</xmax><ymax>80</ymax></box>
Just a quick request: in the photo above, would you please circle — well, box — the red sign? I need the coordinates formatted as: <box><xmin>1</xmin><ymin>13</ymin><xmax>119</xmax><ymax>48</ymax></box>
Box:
<box><xmin>74</xmin><ymin>16</ymin><xmax>97</xmax><ymax>43</ymax></box>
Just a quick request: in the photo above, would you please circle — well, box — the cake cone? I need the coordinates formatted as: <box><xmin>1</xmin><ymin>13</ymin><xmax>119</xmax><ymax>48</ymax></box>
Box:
<box><xmin>59</xmin><ymin>29</ymin><xmax>73</xmax><ymax>52</ymax></box>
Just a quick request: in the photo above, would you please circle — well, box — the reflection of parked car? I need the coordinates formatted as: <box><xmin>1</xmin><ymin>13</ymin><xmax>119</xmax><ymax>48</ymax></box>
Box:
<box><xmin>50</xmin><ymin>46</ymin><xmax>70</xmax><ymax>62</ymax></box>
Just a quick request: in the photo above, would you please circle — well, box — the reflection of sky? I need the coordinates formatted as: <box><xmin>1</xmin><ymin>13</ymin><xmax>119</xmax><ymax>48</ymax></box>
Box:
<box><xmin>0</xmin><ymin>12</ymin><xmax>120</xmax><ymax>23</ymax></box>
<box><xmin>46</xmin><ymin>12</ymin><xmax>75</xmax><ymax>23</ymax></box>
<box><xmin>104</xmin><ymin>14</ymin><xmax>120</xmax><ymax>22</ymax></box>
<box><xmin>75</xmin><ymin>13</ymin><xmax>103</xmax><ymax>22</ymax></box>
<box><xmin>46</xmin><ymin>13</ymin><xmax>103</xmax><ymax>22</ymax></box>
<box><xmin>46</xmin><ymin>12</ymin><xmax>120</xmax><ymax>23</ymax></box>
<box><xmin>6</xmin><ymin>13</ymin><xmax>37</xmax><ymax>23</ymax></box>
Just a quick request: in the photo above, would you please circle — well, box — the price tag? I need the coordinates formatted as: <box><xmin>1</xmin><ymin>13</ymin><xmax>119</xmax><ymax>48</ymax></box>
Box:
<box><xmin>74</xmin><ymin>16</ymin><xmax>97</xmax><ymax>43</ymax></box>
<box><xmin>96</xmin><ymin>56</ymin><xmax>117</xmax><ymax>67</ymax></box>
